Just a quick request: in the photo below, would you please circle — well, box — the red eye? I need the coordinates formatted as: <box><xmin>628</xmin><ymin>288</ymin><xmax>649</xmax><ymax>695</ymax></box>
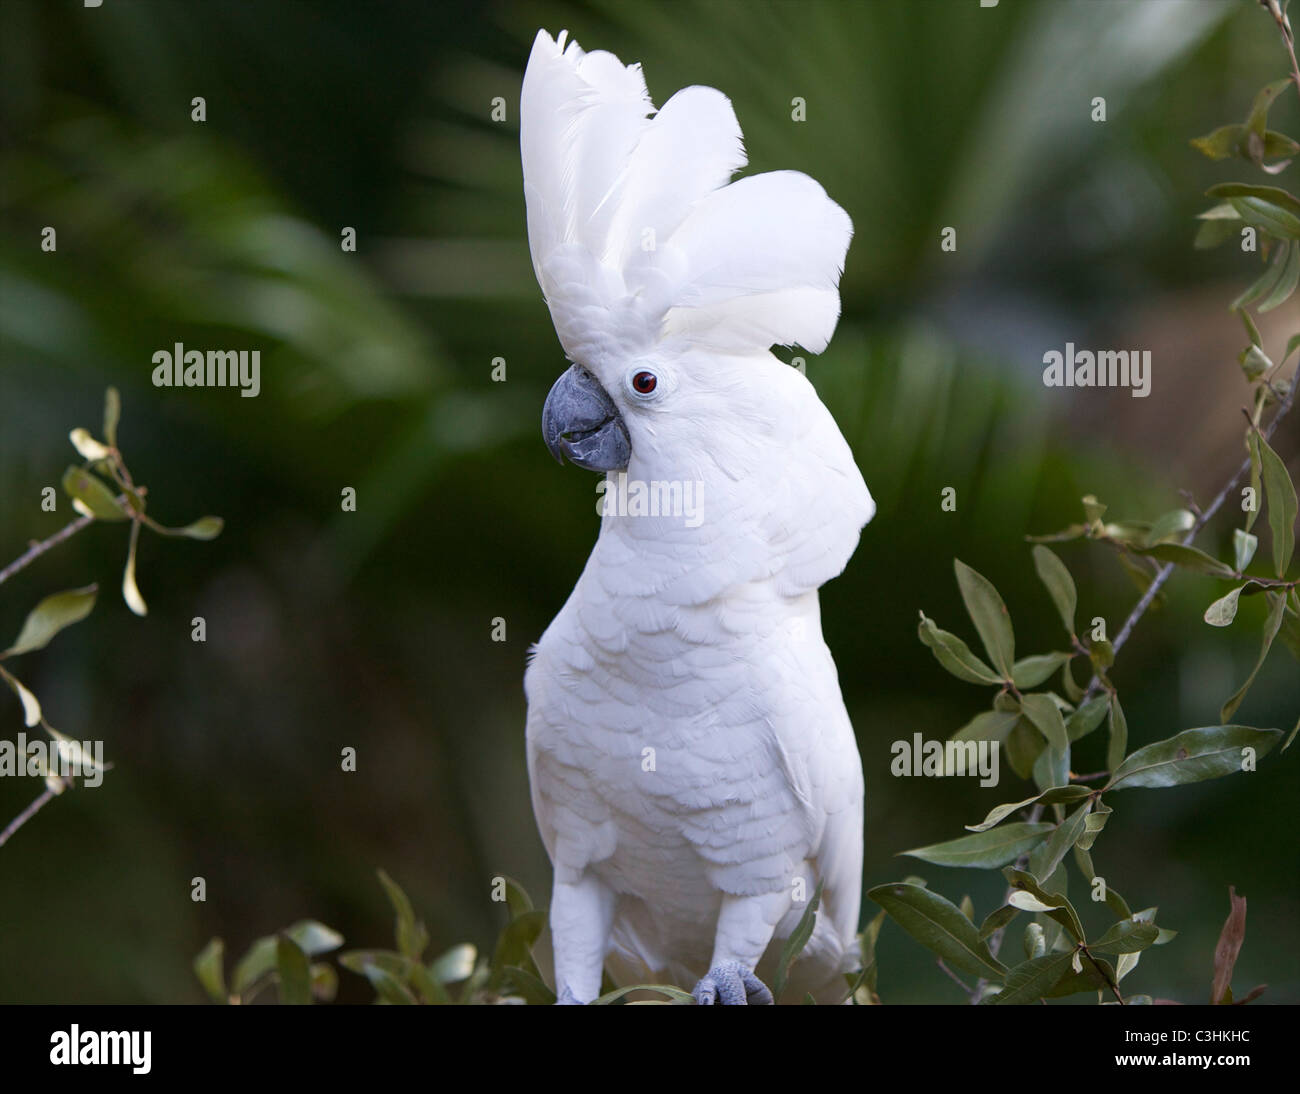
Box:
<box><xmin>632</xmin><ymin>371</ymin><xmax>657</xmax><ymax>394</ymax></box>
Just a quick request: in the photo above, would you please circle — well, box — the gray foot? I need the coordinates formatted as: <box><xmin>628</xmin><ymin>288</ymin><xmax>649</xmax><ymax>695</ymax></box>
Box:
<box><xmin>692</xmin><ymin>961</ymin><xmax>774</xmax><ymax>1005</ymax></box>
<box><xmin>555</xmin><ymin>986</ymin><xmax>586</xmax><ymax>1005</ymax></box>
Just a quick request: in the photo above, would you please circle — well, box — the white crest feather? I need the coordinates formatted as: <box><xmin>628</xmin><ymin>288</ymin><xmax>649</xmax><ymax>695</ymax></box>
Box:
<box><xmin>520</xmin><ymin>29</ymin><xmax>852</xmax><ymax>366</ymax></box>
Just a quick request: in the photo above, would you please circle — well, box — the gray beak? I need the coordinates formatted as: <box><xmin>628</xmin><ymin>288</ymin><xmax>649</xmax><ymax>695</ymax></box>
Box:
<box><xmin>542</xmin><ymin>364</ymin><xmax>631</xmax><ymax>472</ymax></box>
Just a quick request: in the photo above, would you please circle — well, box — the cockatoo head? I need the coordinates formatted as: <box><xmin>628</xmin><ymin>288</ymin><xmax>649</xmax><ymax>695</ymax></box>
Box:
<box><xmin>522</xmin><ymin>30</ymin><xmax>873</xmax><ymax>594</ymax></box>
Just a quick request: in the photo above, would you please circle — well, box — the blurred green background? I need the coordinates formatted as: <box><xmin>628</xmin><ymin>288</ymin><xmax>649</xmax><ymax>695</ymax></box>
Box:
<box><xmin>0</xmin><ymin>0</ymin><xmax>1296</xmax><ymax>1004</ymax></box>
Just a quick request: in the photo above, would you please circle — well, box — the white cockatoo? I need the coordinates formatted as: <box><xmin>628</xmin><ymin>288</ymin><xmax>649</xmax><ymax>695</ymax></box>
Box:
<box><xmin>521</xmin><ymin>28</ymin><xmax>874</xmax><ymax>1005</ymax></box>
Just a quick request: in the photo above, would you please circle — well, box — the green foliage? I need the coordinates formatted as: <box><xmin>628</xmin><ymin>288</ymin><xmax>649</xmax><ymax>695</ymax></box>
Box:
<box><xmin>0</xmin><ymin>389</ymin><xmax>221</xmax><ymax>843</ymax></box>
<box><xmin>869</xmin><ymin>24</ymin><xmax>1300</xmax><ymax>1002</ymax></box>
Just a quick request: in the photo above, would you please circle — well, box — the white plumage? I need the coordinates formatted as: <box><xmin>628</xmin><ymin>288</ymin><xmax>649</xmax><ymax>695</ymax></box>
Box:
<box><xmin>521</xmin><ymin>28</ymin><xmax>873</xmax><ymax>1004</ymax></box>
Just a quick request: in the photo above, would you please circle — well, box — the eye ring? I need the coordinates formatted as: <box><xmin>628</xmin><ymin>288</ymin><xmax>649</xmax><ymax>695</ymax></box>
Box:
<box><xmin>631</xmin><ymin>370</ymin><xmax>658</xmax><ymax>395</ymax></box>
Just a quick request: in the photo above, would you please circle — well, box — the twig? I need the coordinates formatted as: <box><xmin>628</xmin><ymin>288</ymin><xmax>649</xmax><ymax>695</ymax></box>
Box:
<box><xmin>1079</xmin><ymin>369</ymin><xmax>1297</xmax><ymax>704</ymax></box>
<box><xmin>1260</xmin><ymin>2</ymin><xmax>1300</xmax><ymax>108</ymax></box>
<box><xmin>937</xmin><ymin>960</ymin><xmax>974</xmax><ymax>996</ymax></box>
<box><xmin>969</xmin><ymin>803</ymin><xmax>1044</xmax><ymax>1003</ymax></box>
<box><xmin>0</xmin><ymin>781</ymin><xmax>63</xmax><ymax>849</ymax></box>
<box><xmin>0</xmin><ymin>511</ymin><xmax>97</xmax><ymax>587</ymax></box>
<box><xmin>1084</xmin><ymin>948</ymin><xmax>1126</xmax><ymax>1005</ymax></box>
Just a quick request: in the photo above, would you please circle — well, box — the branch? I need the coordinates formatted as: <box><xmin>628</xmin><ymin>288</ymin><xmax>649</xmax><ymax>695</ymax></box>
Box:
<box><xmin>0</xmin><ymin>510</ymin><xmax>97</xmax><ymax>587</ymax></box>
<box><xmin>0</xmin><ymin>780</ymin><xmax>64</xmax><ymax>849</ymax></box>
<box><xmin>1080</xmin><ymin>369</ymin><xmax>1297</xmax><ymax>704</ymax></box>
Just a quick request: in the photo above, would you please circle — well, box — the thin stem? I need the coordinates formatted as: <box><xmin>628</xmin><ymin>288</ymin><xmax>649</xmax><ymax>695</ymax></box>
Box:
<box><xmin>1083</xmin><ymin>948</ymin><xmax>1126</xmax><ymax>1005</ymax></box>
<box><xmin>937</xmin><ymin>960</ymin><xmax>974</xmax><ymax>996</ymax></box>
<box><xmin>0</xmin><ymin>781</ymin><xmax>63</xmax><ymax>849</ymax></box>
<box><xmin>0</xmin><ymin>511</ymin><xmax>96</xmax><ymax>587</ymax></box>
<box><xmin>1080</xmin><ymin>370</ymin><xmax>1297</xmax><ymax>704</ymax></box>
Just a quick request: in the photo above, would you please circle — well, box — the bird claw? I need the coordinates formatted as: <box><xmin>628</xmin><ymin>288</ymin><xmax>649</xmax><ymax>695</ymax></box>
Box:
<box><xmin>692</xmin><ymin>961</ymin><xmax>774</xmax><ymax>1005</ymax></box>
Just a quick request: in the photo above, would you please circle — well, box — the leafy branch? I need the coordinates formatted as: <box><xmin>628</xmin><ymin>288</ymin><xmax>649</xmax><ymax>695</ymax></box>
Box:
<box><xmin>866</xmin><ymin>1</ymin><xmax>1299</xmax><ymax>1005</ymax></box>
<box><xmin>1</xmin><ymin>388</ymin><xmax>222</xmax><ymax>849</ymax></box>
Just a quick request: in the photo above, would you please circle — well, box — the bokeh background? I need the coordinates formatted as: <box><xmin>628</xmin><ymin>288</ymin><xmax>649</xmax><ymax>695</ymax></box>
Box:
<box><xmin>1</xmin><ymin>0</ymin><xmax>1296</xmax><ymax>1004</ymax></box>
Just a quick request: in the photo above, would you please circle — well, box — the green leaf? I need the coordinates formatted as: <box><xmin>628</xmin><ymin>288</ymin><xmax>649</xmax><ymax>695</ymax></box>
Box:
<box><xmin>1221</xmin><ymin>592</ymin><xmax>1287</xmax><ymax>720</ymax></box>
<box><xmin>1090</xmin><ymin>638</ymin><xmax>1115</xmax><ymax>671</ymax></box>
<box><xmin>1076</xmin><ymin>801</ymin><xmax>1111</xmax><ymax>851</ymax></box>
<box><xmin>62</xmin><ymin>465</ymin><xmax>127</xmax><ymax>521</ymax></box>
<box><xmin>593</xmin><ymin>983</ymin><xmax>693</xmax><ymax>1006</ymax></box>
<box><xmin>773</xmin><ymin>879</ymin><xmax>822</xmax><ymax>1001</ymax></box>
<box><xmin>232</xmin><ymin>936</ymin><xmax>278</xmax><ymax>996</ymax></box>
<box><xmin>1190</xmin><ymin>124</ymin><xmax>1245</xmax><ymax>161</ymax></box>
<box><xmin>122</xmin><ymin>519</ymin><xmax>147</xmax><ymax>617</ymax></box>
<box><xmin>1091</xmin><ymin>920</ymin><xmax>1160</xmax><ymax>955</ymax></box>
<box><xmin>1233</xmin><ymin>529</ymin><xmax>1259</xmax><ymax>573</ymax></box>
<box><xmin>1107</xmin><ymin>725</ymin><xmax>1283</xmax><ymax>790</ymax></box>
<box><xmin>377</xmin><ymin>869</ymin><xmax>428</xmax><ymax>962</ymax></box>
<box><xmin>1144</xmin><ymin>509</ymin><xmax>1195</xmax><ymax>545</ymax></box>
<box><xmin>978</xmin><ymin>904</ymin><xmax>1018</xmax><ymax>941</ymax></box>
<box><xmin>1205</xmin><ymin>584</ymin><xmax>1253</xmax><ymax>627</ymax></box>
<box><xmin>338</xmin><ymin>949</ymin><xmax>407</xmax><ymax>979</ymax></box>
<box><xmin>1208</xmin><ymin>182</ymin><xmax>1300</xmax><ymax>239</ymax></box>
<box><xmin>276</xmin><ymin>935</ymin><xmax>311</xmax><ymax>1005</ymax></box>
<box><xmin>0</xmin><ymin>664</ymin><xmax>42</xmax><ymax>726</ymax></box>
<box><xmin>1011</xmin><ymin>652</ymin><xmax>1074</xmax><ymax>689</ymax></box>
<box><xmin>364</xmin><ymin>964</ymin><xmax>418</xmax><ymax>1004</ymax></box>
<box><xmin>3</xmin><ymin>585</ymin><xmax>98</xmax><ymax>658</ymax></box>
<box><xmin>1032</xmin><ymin>801</ymin><xmax>1092</xmax><ymax>886</ymax></box>
<box><xmin>1282</xmin><ymin>332</ymin><xmax>1300</xmax><ymax>365</ymax></box>
<box><xmin>1020</xmin><ymin>693</ymin><xmax>1068</xmax><ymax>754</ymax></box>
<box><xmin>966</xmin><ymin>785</ymin><xmax>1091</xmax><ymax>832</ymax></box>
<box><xmin>1258</xmin><ymin>434</ymin><xmax>1297</xmax><ymax>576</ymax></box>
<box><xmin>1002</xmin><ymin>869</ymin><xmax>1085</xmax><ymax>942</ymax></box>
<box><xmin>489</xmin><ymin>909</ymin><xmax>546</xmax><ymax>988</ymax></box>
<box><xmin>1102</xmin><ymin>520</ymin><xmax>1152</xmax><ymax>544</ymax></box>
<box><xmin>1258</xmin><ymin>240</ymin><xmax>1300</xmax><ymax>312</ymax></box>
<box><xmin>494</xmin><ymin>875</ymin><xmax>535</xmax><ymax>918</ymax></box>
<box><xmin>867</xmin><ymin>883</ymin><xmax>1006</xmax><ymax>980</ymax></box>
<box><xmin>429</xmin><ymin>943</ymin><xmax>477</xmax><ymax>985</ymax></box>
<box><xmin>985</xmin><ymin>950</ymin><xmax>1076</xmax><ymax>1005</ymax></box>
<box><xmin>408</xmin><ymin>960</ymin><xmax>452</xmax><ymax>1005</ymax></box>
<box><xmin>951</xmin><ymin>708</ymin><xmax>1020</xmax><ymax>742</ymax></box>
<box><xmin>1106</xmin><ymin>692</ymin><xmax>1129</xmax><ymax>777</ymax></box>
<box><xmin>1031</xmin><ymin>545</ymin><xmax>1077</xmax><ymax>635</ymax></box>
<box><xmin>148</xmin><ymin>515</ymin><xmax>225</xmax><ymax>540</ymax></box>
<box><xmin>103</xmin><ymin>387</ymin><xmax>121</xmax><ymax>448</ymax></box>
<box><xmin>1005</xmin><ymin>718</ymin><xmax>1045</xmax><ymax>781</ymax></box>
<box><xmin>1247</xmin><ymin>432</ymin><xmax>1263</xmax><ymax>534</ymax></box>
<box><xmin>68</xmin><ymin>427</ymin><xmax>113</xmax><ymax>462</ymax></box>
<box><xmin>1046</xmin><ymin>955</ymin><xmax>1115</xmax><ymax>998</ymax></box>
<box><xmin>283</xmin><ymin>920</ymin><xmax>343</xmax><ymax>957</ymax></box>
<box><xmin>310</xmin><ymin>963</ymin><xmax>338</xmax><ymax>1002</ymax></box>
<box><xmin>1067</xmin><ymin>696</ymin><xmax>1109</xmax><ymax>742</ymax></box>
<box><xmin>918</xmin><ymin>612</ymin><xmax>1002</xmax><ymax>685</ymax></box>
<box><xmin>954</xmin><ymin>559</ymin><xmax>1015</xmax><ymax>677</ymax></box>
<box><xmin>1246</xmin><ymin>79</ymin><xmax>1293</xmax><ymax>135</ymax></box>
<box><xmin>1195</xmin><ymin>216</ymin><xmax>1239</xmax><ymax>250</ymax></box>
<box><xmin>193</xmin><ymin>938</ymin><xmax>226</xmax><ymax>1003</ymax></box>
<box><xmin>902</xmin><ymin>823</ymin><xmax>1055</xmax><ymax>869</ymax></box>
<box><xmin>1131</xmin><ymin>542</ymin><xmax>1236</xmax><ymax>577</ymax></box>
<box><xmin>1237</xmin><ymin>343</ymin><xmax>1268</xmax><ymax>381</ymax></box>
<box><xmin>1022</xmin><ymin>921</ymin><xmax>1045</xmax><ymax>960</ymax></box>
<box><xmin>1060</xmin><ymin>657</ymin><xmax>1084</xmax><ymax>702</ymax></box>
